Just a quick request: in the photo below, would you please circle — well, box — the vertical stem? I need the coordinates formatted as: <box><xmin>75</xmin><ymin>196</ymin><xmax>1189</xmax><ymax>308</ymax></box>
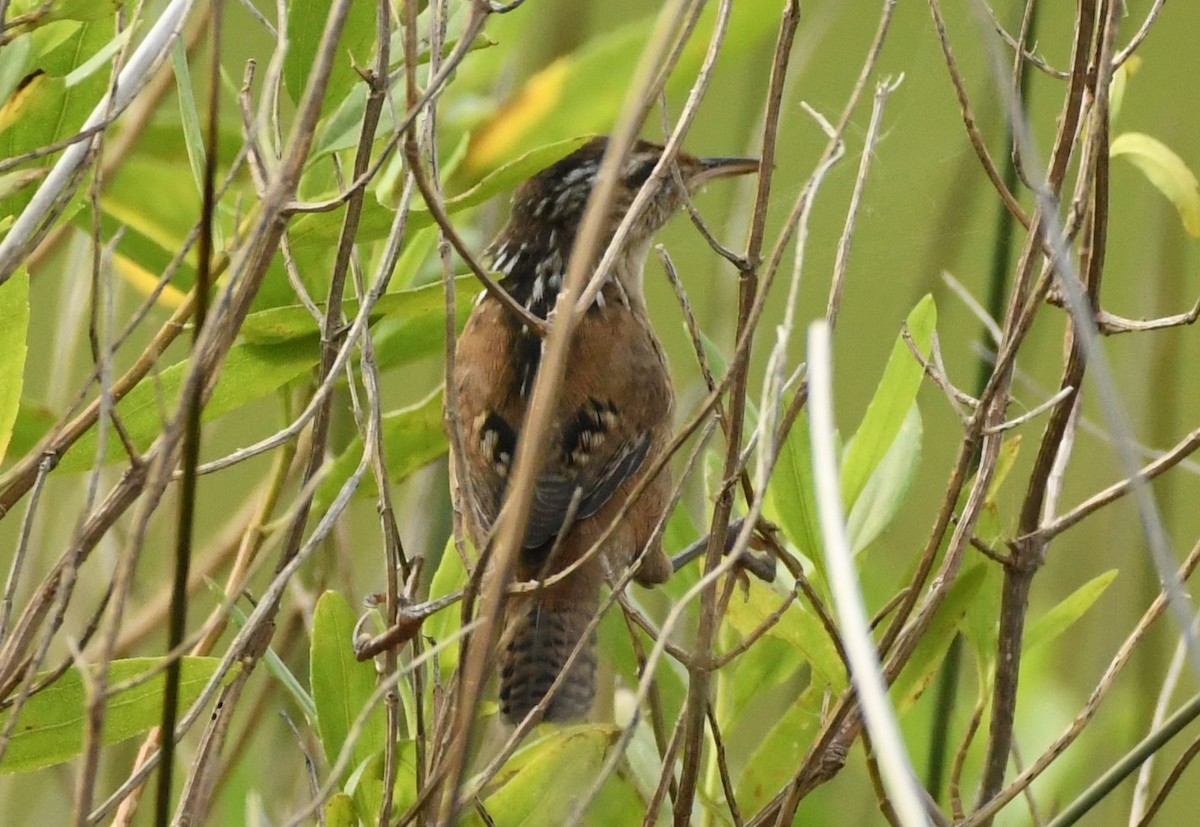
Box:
<box><xmin>155</xmin><ymin>2</ymin><xmax>221</xmax><ymax>821</ymax></box>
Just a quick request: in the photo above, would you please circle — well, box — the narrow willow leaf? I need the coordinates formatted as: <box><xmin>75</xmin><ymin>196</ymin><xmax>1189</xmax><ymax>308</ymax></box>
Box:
<box><xmin>0</xmin><ymin>267</ymin><xmax>29</xmax><ymax>465</ymax></box>
<box><xmin>475</xmin><ymin>725</ymin><xmax>618</xmax><ymax>827</ymax></box>
<box><xmin>767</xmin><ymin>408</ymin><xmax>824</xmax><ymax>569</ymax></box>
<box><xmin>847</xmin><ymin>404</ymin><xmax>921</xmax><ymax>555</ymax></box>
<box><xmin>1111</xmin><ymin>132</ymin><xmax>1200</xmax><ymax>237</ymax></box>
<box><xmin>723</xmin><ymin>579</ymin><xmax>845</xmax><ymax>692</ymax></box>
<box><xmin>892</xmin><ymin>562</ymin><xmax>986</xmax><ymax>715</ymax></box>
<box><xmin>0</xmin><ymin>657</ymin><xmax>221</xmax><ymax>774</ymax></box>
<box><xmin>284</xmin><ymin>0</ymin><xmax>376</xmax><ymax>114</ymax></box>
<box><xmin>735</xmin><ymin>686</ymin><xmax>825</xmax><ymax>813</ymax></box>
<box><xmin>210</xmin><ymin>578</ymin><xmax>314</xmax><ymax>721</ymax></box>
<box><xmin>61</xmin><ymin>338</ymin><xmax>316</xmax><ymax>470</ymax></box>
<box><xmin>239</xmin><ymin>276</ymin><xmax>473</xmax><ymax>345</ymax></box>
<box><xmin>840</xmin><ymin>295</ymin><xmax>936</xmax><ymax>511</ymax></box>
<box><xmin>425</xmin><ymin>535</ymin><xmax>468</xmax><ymax>677</ymax></box>
<box><xmin>1026</xmin><ymin>570</ymin><xmax>1118</xmax><ymax>654</ymax></box>
<box><xmin>312</xmin><ymin>388</ymin><xmax>447</xmax><ymax>512</ymax></box>
<box><xmin>1108</xmin><ymin>55</ymin><xmax>1141</xmax><ymax>124</ymax></box>
<box><xmin>171</xmin><ymin>40</ymin><xmax>207</xmax><ymax>196</ymax></box>
<box><xmin>310</xmin><ymin>592</ymin><xmax>386</xmax><ymax>817</ymax></box>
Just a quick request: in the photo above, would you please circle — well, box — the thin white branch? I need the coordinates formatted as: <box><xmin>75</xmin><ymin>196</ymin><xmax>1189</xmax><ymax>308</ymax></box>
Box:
<box><xmin>807</xmin><ymin>320</ymin><xmax>930</xmax><ymax>827</ymax></box>
<box><xmin>0</xmin><ymin>0</ymin><xmax>200</xmax><ymax>282</ymax></box>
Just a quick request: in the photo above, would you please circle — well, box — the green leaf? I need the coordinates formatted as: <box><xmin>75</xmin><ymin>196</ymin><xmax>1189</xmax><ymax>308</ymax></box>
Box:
<box><xmin>290</xmin><ymin>136</ymin><xmax>594</xmax><ymax>250</ymax></box>
<box><xmin>210</xmin><ymin>578</ymin><xmax>315</xmax><ymax>720</ymax></box>
<box><xmin>840</xmin><ymin>295</ymin><xmax>936</xmax><ymax>509</ymax></box>
<box><xmin>1112</xmin><ymin>132</ymin><xmax>1200</xmax><ymax>237</ymax></box>
<box><xmin>239</xmin><ymin>276</ymin><xmax>472</xmax><ymax>345</ymax></box>
<box><xmin>1026</xmin><ymin>570</ymin><xmax>1118</xmax><ymax>654</ymax></box>
<box><xmin>284</xmin><ymin>0</ymin><xmax>376</xmax><ymax>115</ymax></box>
<box><xmin>311</xmin><ymin>591</ymin><xmax>386</xmax><ymax>817</ymax></box>
<box><xmin>0</xmin><ymin>656</ymin><xmax>221</xmax><ymax>774</ymax></box>
<box><xmin>171</xmin><ymin>40</ymin><xmax>207</xmax><ymax>197</ymax></box>
<box><xmin>323</xmin><ymin>793</ymin><xmax>357</xmax><ymax>827</ymax></box>
<box><xmin>735</xmin><ymin>686</ymin><xmax>825</xmax><ymax>814</ymax></box>
<box><xmin>3</xmin><ymin>399</ymin><xmax>55</xmax><ymax>464</ymax></box>
<box><xmin>425</xmin><ymin>535</ymin><xmax>469</xmax><ymax>677</ymax></box>
<box><xmin>0</xmin><ymin>18</ymin><xmax>116</xmax><ymax>218</ymax></box>
<box><xmin>313</xmin><ymin>388</ymin><xmax>448</xmax><ymax>512</ymax></box>
<box><xmin>0</xmin><ymin>268</ymin><xmax>29</xmax><ymax>465</ymax></box>
<box><xmin>767</xmin><ymin>408</ymin><xmax>823</xmax><ymax>567</ymax></box>
<box><xmin>476</xmin><ymin>725</ymin><xmax>618</xmax><ymax>827</ymax></box>
<box><xmin>61</xmin><ymin>338</ymin><xmax>316</xmax><ymax>470</ymax></box>
<box><xmin>723</xmin><ymin>579</ymin><xmax>845</xmax><ymax>693</ymax></box>
<box><xmin>1109</xmin><ymin>55</ymin><xmax>1141</xmax><ymax>124</ymax></box>
<box><xmin>847</xmin><ymin>404</ymin><xmax>921</xmax><ymax>555</ymax></box>
<box><xmin>892</xmin><ymin>562</ymin><xmax>986</xmax><ymax>715</ymax></box>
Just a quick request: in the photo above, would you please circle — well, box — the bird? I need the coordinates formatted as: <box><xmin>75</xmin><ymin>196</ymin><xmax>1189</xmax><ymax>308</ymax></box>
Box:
<box><xmin>450</xmin><ymin>136</ymin><xmax>758</xmax><ymax>723</ymax></box>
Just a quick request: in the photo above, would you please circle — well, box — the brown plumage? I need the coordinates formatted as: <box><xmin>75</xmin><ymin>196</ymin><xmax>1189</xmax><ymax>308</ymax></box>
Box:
<box><xmin>451</xmin><ymin>136</ymin><xmax>757</xmax><ymax>723</ymax></box>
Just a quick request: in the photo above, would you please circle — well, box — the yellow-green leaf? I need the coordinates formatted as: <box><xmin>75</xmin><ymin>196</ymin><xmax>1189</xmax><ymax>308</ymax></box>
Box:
<box><xmin>0</xmin><ymin>267</ymin><xmax>29</xmax><ymax>465</ymax></box>
<box><xmin>1026</xmin><ymin>570</ymin><xmax>1118</xmax><ymax>654</ymax></box>
<box><xmin>840</xmin><ymin>295</ymin><xmax>936</xmax><ymax>510</ymax></box>
<box><xmin>310</xmin><ymin>591</ymin><xmax>386</xmax><ymax>816</ymax></box>
<box><xmin>313</xmin><ymin>388</ymin><xmax>448</xmax><ymax>512</ymax></box>
<box><xmin>476</xmin><ymin>725</ymin><xmax>618</xmax><ymax>827</ymax></box>
<box><xmin>0</xmin><ymin>656</ymin><xmax>221</xmax><ymax>774</ymax></box>
<box><xmin>1112</xmin><ymin>132</ymin><xmax>1200</xmax><ymax>237</ymax></box>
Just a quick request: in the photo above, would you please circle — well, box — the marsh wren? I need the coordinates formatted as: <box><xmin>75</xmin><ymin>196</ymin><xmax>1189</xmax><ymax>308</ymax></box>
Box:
<box><xmin>451</xmin><ymin>136</ymin><xmax>757</xmax><ymax>722</ymax></box>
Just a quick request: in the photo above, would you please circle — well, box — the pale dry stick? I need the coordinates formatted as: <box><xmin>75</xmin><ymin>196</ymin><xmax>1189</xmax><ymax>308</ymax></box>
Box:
<box><xmin>431</xmin><ymin>2</ymin><xmax>697</xmax><ymax>818</ymax></box>
<box><xmin>754</xmin><ymin>103</ymin><xmax>846</xmax><ymax>492</ymax></box>
<box><xmin>902</xmin><ymin>328</ymin><xmax>977</xmax><ymax>421</ymax></box>
<box><xmin>825</xmin><ymin>74</ymin><xmax>902</xmax><ymax>328</ymax></box>
<box><xmin>109</xmin><ymin>443</ymin><xmax>299</xmax><ymax>825</ymax></box>
<box><xmin>808</xmin><ymin>321</ymin><xmax>932</xmax><ymax>827</ymax></box>
<box><xmin>1008</xmin><ymin>0</ymin><xmax>1042</xmax><ymax>191</ymax></box>
<box><xmin>1133</xmin><ymin>732</ymin><xmax>1200</xmax><ymax>827</ymax></box>
<box><xmin>72</xmin><ymin>233</ymin><xmax>128</xmax><ymax>824</ymax></box>
<box><xmin>983</xmin><ymin>386</ymin><xmax>1074</xmax><ymax>436</ymax></box>
<box><xmin>926</xmin><ymin>0</ymin><xmax>1031</xmax><ymax>234</ymax></box>
<box><xmin>950</xmin><ymin>696</ymin><xmax>988</xmax><ymax>820</ymax></box>
<box><xmin>0</xmin><ymin>457</ymin><xmax>52</xmax><ymax>646</ymax></box>
<box><xmin>993</xmin><ymin>351</ymin><xmax>1200</xmax><ymax>479</ymax></box>
<box><xmin>0</xmin><ymin>119</ymin><xmax>124</xmax><ymax>175</ymax></box>
<box><xmin>959</xmin><ymin>536</ymin><xmax>1200</xmax><ymax>827</ymax></box>
<box><xmin>1129</xmin><ymin>613</ymin><xmax>1200</xmax><ymax>825</ymax></box>
<box><xmin>706</xmin><ymin>703</ymin><xmax>744</xmax><ymax>827</ymax></box>
<box><xmin>643</xmin><ymin>708</ymin><xmax>688</xmax><ymax>826</ymax></box>
<box><xmin>1093</xmin><ymin>300</ymin><xmax>1200</xmax><ymax>335</ymax></box>
<box><xmin>1039</xmin><ymin>392</ymin><xmax>1080</xmax><ymax>523</ymax></box>
<box><xmin>942</xmin><ymin>271</ymin><xmax>1004</xmax><ymax>344</ymax></box>
<box><xmin>1037</xmin><ymin>425</ymin><xmax>1200</xmax><ymax>542</ymax></box>
<box><xmin>1114</xmin><ymin>0</ymin><xmax>1168</xmax><ymax>66</ymax></box>
<box><xmin>0</xmin><ymin>0</ymin><xmax>201</xmax><ymax>282</ymax></box>
<box><xmin>981</xmin><ymin>0</ymin><xmax>1067</xmax><ymax>79</ymax></box>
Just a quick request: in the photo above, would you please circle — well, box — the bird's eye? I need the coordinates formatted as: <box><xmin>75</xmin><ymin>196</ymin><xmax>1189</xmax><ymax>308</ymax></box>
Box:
<box><xmin>625</xmin><ymin>160</ymin><xmax>655</xmax><ymax>189</ymax></box>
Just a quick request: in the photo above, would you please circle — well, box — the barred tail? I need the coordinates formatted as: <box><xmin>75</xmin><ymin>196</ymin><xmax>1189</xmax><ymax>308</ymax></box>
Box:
<box><xmin>499</xmin><ymin>591</ymin><xmax>598</xmax><ymax>723</ymax></box>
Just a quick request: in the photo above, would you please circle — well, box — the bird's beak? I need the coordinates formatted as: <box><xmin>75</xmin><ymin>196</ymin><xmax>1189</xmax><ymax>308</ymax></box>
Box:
<box><xmin>688</xmin><ymin>156</ymin><xmax>760</xmax><ymax>188</ymax></box>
